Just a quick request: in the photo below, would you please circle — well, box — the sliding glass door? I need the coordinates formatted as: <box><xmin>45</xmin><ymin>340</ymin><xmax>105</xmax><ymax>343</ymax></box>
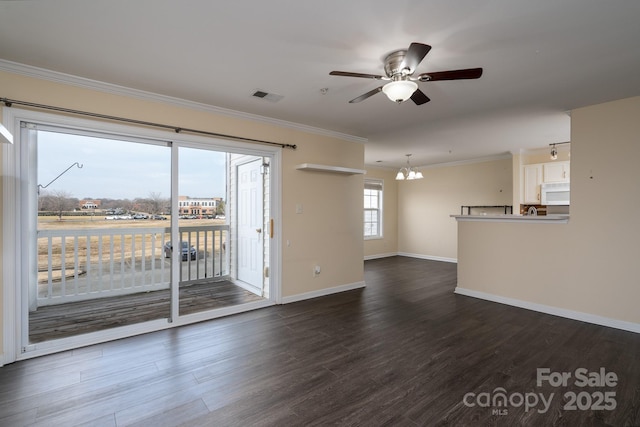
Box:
<box><xmin>16</xmin><ymin>120</ymin><xmax>272</xmax><ymax>354</ymax></box>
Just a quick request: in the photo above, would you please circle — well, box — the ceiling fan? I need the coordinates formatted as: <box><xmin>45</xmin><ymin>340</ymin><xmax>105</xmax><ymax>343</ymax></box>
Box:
<box><xmin>330</xmin><ymin>42</ymin><xmax>482</xmax><ymax>105</ymax></box>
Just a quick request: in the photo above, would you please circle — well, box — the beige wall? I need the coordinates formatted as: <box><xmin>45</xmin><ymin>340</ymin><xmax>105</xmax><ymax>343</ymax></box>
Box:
<box><xmin>363</xmin><ymin>167</ymin><xmax>398</xmax><ymax>259</ymax></box>
<box><xmin>282</xmin><ymin>135</ymin><xmax>365</xmax><ymax>294</ymax></box>
<box><xmin>398</xmin><ymin>158</ymin><xmax>513</xmax><ymax>261</ymax></box>
<box><xmin>457</xmin><ymin>96</ymin><xmax>640</xmax><ymax>325</ymax></box>
<box><xmin>511</xmin><ymin>153</ymin><xmax>522</xmax><ymax>209</ymax></box>
<box><xmin>0</xmin><ymin>70</ymin><xmax>365</xmax><ymax>357</ymax></box>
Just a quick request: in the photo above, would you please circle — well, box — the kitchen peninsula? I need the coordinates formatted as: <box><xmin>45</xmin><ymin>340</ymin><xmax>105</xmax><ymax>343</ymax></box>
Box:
<box><xmin>450</xmin><ymin>96</ymin><xmax>640</xmax><ymax>336</ymax></box>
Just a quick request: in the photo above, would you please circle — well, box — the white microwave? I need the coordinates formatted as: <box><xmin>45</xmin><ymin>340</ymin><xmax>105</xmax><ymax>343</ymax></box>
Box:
<box><xmin>541</xmin><ymin>182</ymin><xmax>570</xmax><ymax>205</ymax></box>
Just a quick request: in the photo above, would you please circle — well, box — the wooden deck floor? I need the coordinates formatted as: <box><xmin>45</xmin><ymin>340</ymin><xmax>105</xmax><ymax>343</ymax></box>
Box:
<box><xmin>29</xmin><ymin>280</ymin><xmax>264</xmax><ymax>343</ymax></box>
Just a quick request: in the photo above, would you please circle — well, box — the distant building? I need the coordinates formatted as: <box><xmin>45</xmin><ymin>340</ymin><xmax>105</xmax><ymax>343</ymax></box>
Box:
<box><xmin>178</xmin><ymin>196</ymin><xmax>222</xmax><ymax>217</ymax></box>
<box><xmin>80</xmin><ymin>199</ymin><xmax>101</xmax><ymax>209</ymax></box>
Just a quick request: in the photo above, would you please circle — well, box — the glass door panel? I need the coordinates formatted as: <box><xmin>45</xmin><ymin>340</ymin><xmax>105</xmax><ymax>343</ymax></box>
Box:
<box><xmin>176</xmin><ymin>146</ymin><xmax>230</xmax><ymax>315</ymax></box>
<box><xmin>31</xmin><ymin>128</ymin><xmax>171</xmax><ymax>343</ymax></box>
<box><xmin>176</xmin><ymin>147</ymin><xmax>264</xmax><ymax>316</ymax></box>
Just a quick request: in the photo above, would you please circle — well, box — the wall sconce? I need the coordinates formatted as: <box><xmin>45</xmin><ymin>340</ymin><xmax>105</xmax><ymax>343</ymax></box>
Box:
<box><xmin>260</xmin><ymin>159</ymin><xmax>270</xmax><ymax>174</ymax></box>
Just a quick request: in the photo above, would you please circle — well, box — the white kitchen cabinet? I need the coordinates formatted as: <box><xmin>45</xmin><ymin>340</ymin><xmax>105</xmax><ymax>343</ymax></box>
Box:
<box><xmin>523</xmin><ymin>164</ymin><xmax>543</xmax><ymax>204</ymax></box>
<box><xmin>543</xmin><ymin>161</ymin><xmax>570</xmax><ymax>183</ymax></box>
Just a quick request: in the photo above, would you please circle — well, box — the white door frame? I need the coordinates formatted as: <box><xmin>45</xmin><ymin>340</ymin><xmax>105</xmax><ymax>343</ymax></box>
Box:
<box><xmin>1</xmin><ymin>107</ymin><xmax>282</xmax><ymax>365</ymax></box>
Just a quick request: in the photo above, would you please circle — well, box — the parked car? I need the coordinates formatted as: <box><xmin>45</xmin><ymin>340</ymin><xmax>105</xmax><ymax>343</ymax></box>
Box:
<box><xmin>151</xmin><ymin>215</ymin><xmax>167</xmax><ymax>220</ymax></box>
<box><xmin>163</xmin><ymin>241</ymin><xmax>196</xmax><ymax>261</ymax></box>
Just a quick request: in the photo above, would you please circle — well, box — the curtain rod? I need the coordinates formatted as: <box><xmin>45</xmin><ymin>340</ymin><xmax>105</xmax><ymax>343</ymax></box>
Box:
<box><xmin>0</xmin><ymin>97</ymin><xmax>297</xmax><ymax>149</ymax></box>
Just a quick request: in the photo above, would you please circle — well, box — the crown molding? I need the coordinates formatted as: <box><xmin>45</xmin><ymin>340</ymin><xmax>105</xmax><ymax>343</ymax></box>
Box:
<box><xmin>421</xmin><ymin>152</ymin><xmax>513</xmax><ymax>169</ymax></box>
<box><xmin>0</xmin><ymin>59</ymin><xmax>367</xmax><ymax>144</ymax></box>
<box><xmin>516</xmin><ymin>144</ymin><xmax>571</xmax><ymax>158</ymax></box>
<box><xmin>365</xmin><ymin>152</ymin><xmax>513</xmax><ymax>171</ymax></box>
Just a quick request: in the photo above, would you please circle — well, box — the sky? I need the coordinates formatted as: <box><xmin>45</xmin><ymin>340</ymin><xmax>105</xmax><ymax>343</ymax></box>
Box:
<box><xmin>37</xmin><ymin>130</ymin><xmax>227</xmax><ymax>200</ymax></box>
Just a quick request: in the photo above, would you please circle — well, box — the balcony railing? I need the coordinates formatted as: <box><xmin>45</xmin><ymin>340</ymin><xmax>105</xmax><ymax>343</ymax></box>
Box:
<box><xmin>36</xmin><ymin>225</ymin><xmax>229</xmax><ymax>306</ymax></box>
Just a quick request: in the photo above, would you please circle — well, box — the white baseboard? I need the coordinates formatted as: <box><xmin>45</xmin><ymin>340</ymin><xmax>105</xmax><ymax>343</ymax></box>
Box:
<box><xmin>363</xmin><ymin>252</ymin><xmax>458</xmax><ymax>263</ymax></box>
<box><xmin>281</xmin><ymin>281</ymin><xmax>366</xmax><ymax>304</ymax></box>
<box><xmin>455</xmin><ymin>287</ymin><xmax>640</xmax><ymax>334</ymax></box>
<box><xmin>364</xmin><ymin>252</ymin><xmax>397</xmax><ymax>261</ymax></box>
<box><xmin>397</xmin><ymin>252</ymin><xmax>458</xmax><ymax>263</ymax></box>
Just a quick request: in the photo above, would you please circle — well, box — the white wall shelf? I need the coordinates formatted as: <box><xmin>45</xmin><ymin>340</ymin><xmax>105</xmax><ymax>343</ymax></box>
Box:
<box><xmin>296</xmin><ymin>163</ymin><xmax>366</xmax><ymax>175</ymax></box>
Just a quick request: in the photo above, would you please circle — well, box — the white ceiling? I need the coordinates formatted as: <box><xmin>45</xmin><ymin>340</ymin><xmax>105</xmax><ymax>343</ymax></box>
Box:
<box><xmin>1</xmin><ymin>0</ymin><xmax>639</xmax><ymax>168</ymax></box>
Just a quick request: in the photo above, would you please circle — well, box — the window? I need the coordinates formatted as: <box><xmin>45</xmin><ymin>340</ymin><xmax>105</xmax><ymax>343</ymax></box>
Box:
<box><xmin>364</xmin><ymin>179</ymin><xmax>383</xmax><ymax>239</ymax></box>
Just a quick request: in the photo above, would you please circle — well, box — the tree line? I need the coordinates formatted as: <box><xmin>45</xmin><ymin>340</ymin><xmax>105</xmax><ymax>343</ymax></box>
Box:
<box><xmin>39</xmin><ymin>190</ymin><xmax>225</xmax><ymax>220</ymax></box>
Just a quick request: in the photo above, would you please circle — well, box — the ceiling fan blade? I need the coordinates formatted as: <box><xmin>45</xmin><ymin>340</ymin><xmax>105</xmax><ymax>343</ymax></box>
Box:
<box><xmin>410</xmin><ymin>89</ymin><xmax>430</xmax><ymax>105</ymax></box>
<box><xmin>418</xmin><ymin>67</ymin><xmax>483</xmax><ymax>82</ymax></box>
<box><xmin>401</xmin><ymin>43</ymin><xmax>432</xmax><ymax>73</ymax></box>
<box><xmin>330</xmin><ymin>71</ymin><xmax>385</xmax><ymax>80</ymax></box>
<box><xmin>349</xmin><ymin>87</ymin><xmax>383</xmax><ymax>103</ymax></box>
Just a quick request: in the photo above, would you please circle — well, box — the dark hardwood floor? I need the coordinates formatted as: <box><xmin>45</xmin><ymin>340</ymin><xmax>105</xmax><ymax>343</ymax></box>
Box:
<box><xmin>1</xmin><ymin>256</ymin><xmax>639</xmax><ymax>426</ymax></box>
<box><xmin>29</xmin><ymin>280</ymin><xmax>264</xmax><ymax>343</ymax></box>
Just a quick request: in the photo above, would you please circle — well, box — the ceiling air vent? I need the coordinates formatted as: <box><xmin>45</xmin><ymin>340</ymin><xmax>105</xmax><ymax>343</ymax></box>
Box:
<box><xmin>251</xmin><ymin>89</ymin><xmax>284</xmax><ymax>103</ymax></box>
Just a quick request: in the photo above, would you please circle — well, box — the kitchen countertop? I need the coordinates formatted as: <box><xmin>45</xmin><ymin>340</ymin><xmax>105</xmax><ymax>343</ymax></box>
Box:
<box><xmin>451</xmin><ymin>214</ymin><xmax>569</xmax><ymax>223</ymax></box>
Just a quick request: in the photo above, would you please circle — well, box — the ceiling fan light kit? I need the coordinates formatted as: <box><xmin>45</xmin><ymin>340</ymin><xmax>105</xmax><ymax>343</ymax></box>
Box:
<box><xmin>330</xmin><ymin>42</ymin><xmax>482</xmax><ymax>105</ymax></box>
<box><xmin>382</xmin><ymin>80</ymin><xmax>418</xmax><ymax>103</ymax></box>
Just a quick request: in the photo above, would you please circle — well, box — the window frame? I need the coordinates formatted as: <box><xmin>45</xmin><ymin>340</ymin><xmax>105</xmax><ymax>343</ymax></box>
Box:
<box><xmin>364</xmin><ymin>178</ymin><xmax>383</xmax><ymax>240</ymax></box>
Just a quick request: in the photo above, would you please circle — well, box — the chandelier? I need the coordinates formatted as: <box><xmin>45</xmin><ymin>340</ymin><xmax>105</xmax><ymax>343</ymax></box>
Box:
<box><xmin>395</xmin><ymin>154</ymin><xmax>423</xmax><ymax>180</ymax></box>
